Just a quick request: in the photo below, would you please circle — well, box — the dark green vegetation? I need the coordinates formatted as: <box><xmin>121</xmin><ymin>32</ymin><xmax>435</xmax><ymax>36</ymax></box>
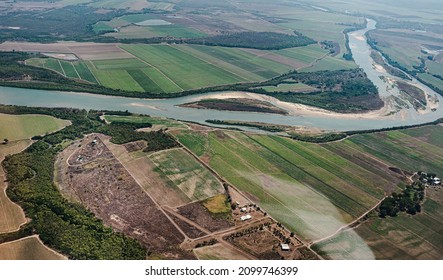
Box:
<box><xmin>379</xmin><ymin>184</ymin><xmax>424</xmax><ymax>217</ymax></box>
<box><xmin>186</xmin><ymin>32</ymin><xmax>316</xmax><ymax>50</ymax></box>
<box><xmin>0</xmin><ymin>5</ymin><xmax>123</xmax><ymax>42</ymax></box>
<box><xmin>0</xmin><ymin>105</ymin><xmax>181</xmax><ymax>259</ymax></box>
<box><xmin>98</xmin><ymin>122</ymin><xmax>179</xmax><ymax>152</ymax></box>
<box><xmin>249</xmin><ymin>69</ymin><xmax>382</xmax><ymax>112</ymax></box>
<box><xmin>181</xmin><ymin>98</ymin><xmax>288</xmax><ymax>115</ymax></box>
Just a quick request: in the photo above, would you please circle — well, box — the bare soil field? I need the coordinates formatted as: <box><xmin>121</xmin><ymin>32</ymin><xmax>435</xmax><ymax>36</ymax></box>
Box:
<box><xmin>193</xmin><ymin>243</ymin><xmax>253</xmax><ymax>260</ymax></box>
<box><xmin>55</xmin><ymin>134</ymin><xmax>190</xmax><ymax>259</ymax></box>
<box><xmin>0</xmin><ymin>235</ymin><xmax>66</xmax><ymax>260</ymax></box>
<box><xmin>0</xmin><ymin>41</ymin><xmax>134</xmax><ymax>60</ymax></box>
<box><xmin>178</xmin><ymin>201</ymin><xmax>233</xmax><ymax>232</ymax></box>
<box><xmin>169</xmin><ymin>214</ymin><xmax>207</xmax><ymax>239</ymax></box>
<box><xmin>0</xmin><ymin>140</ymin><xmax>31</xmax><ymax>233</ymax></box>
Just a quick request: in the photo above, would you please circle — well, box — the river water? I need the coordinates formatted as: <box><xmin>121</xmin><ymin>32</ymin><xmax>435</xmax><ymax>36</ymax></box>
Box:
<box><xmin>0</xmin><ymin>19</ymin><xmax>442</xmax><ymax>131</ymax></box>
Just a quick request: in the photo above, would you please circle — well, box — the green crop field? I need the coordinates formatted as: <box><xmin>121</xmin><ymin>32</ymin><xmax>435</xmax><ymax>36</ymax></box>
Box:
<box><xmin>26</xmin><ymin>58</ymin><xmax>98</xmax><ymax>84</ymax></box>
<box><xmin>313</xmin><ymin>188</ymin><xmax>443</xmax><ymax>259</ymax></box>
<box><xmin>275</xmin><ymin>45</ymin><xmax>329</xmax><ymax>65</ymax></box>
<box><xmin>177</xmin><ymin>125</ymin><xmax>443</xmax><ymax>254</ymax></box>
<box><xmin>177</xmin><ymin>130</ymin><xmax>397</xmax><ymax>241</ymax></box>
<box><xmin>149</xmin><ymin>148</ymin><xmax>224</xmax><ymax>202</ymax></box>
<box><xmin>427</xmin><ymin>61</ymin><xmax>443</xmax><ymax>77</ymax></box>
<box><xmin>343</xmin><ymin>130</ymin><xmax>443</xmax><ymax>175</ymax></box>
<box><xmin>300</xmin><ymin>56</ymin><xmax>357</xmax><ymax>72</ymax></box>
<box><xmin>418</xmin><ymin>73</ymin><xmax>443</xmax><ymax>91</ymax></box>
<box><xmin>0</xmin><ymin>114</ymin><xmax>70</xmax><ymax>142</ymax></box>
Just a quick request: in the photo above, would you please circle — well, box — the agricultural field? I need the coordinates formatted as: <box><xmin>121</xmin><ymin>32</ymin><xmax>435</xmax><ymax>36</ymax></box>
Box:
<box><xmin>0</xmin><ymin>113</ymin><xmax>70</xmax><ymax>142</ymax></box>
<box><xmin>26</xmin><ymin>58</ymin><xmax>98</xmax><ymax>83</ymax></box>
<box><xmin>149</xmin><ymin>149</ymin><xmax>224</xmax><ymax>202</ymax></box>
<box><xmin>20</xmin><ymin>42</ymin><xmax>330</xmax><ymax>93</ymax></box>
<box><xmin>0</xmin><ymin>236</ymin><xmax>66</xmax><ymax>260</ymax></box>
<box><xmin>418</xmin><ymin>73</ymin><xmax>443</xmax><ymax>91</ymax></box>
<box><xmin>176</xmin><ymin>130</ymin><xmax>397</xmax><ymax>242</ymax></box>
<box><xmin>313</xmin><ymin>189</ymin><xmax>443</xmax><ymax>260</ymax></box>
<box><xmin>427</xmin><ymin>61</ymin><xmax>443</xmax><ymax>77</ymax></box>
<box><xmin>177</xmin><ymin>124</ymin><xmax>443</xmax><ymax>258</ymax></box>
<box><xmin>193</xmin><ymin>243</ymin><xmax>251</xmax><ymax>260</ymax></box>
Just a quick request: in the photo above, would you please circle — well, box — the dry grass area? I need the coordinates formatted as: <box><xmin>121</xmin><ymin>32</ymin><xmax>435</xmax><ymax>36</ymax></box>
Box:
<box><xmin>55</xmin><ymin>134</ymin><xmax>191</xmax><ymax>259</ymax></box>
<box><xmin>0</xmin><ymin>236</ymin><xmax>66</xmax><ymax>260</ymax></box>
<box><xmin>0</xmin><ymin>140</ymin><xmax>31</xmax><ymax>233</ymax></box>
<box><xmin>193</xmin><ymin>243</ymin><xmax>252</xmax><ymax>260</ymax></box>
<box><xmin>0</xmin><ymin>41</ymin><xmax>134</xmax><ymax>60</ymax></box>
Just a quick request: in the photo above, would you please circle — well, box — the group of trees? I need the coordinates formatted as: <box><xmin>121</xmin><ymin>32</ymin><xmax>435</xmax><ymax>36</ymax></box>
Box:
<box><xmin>186</xmin><ymin>31</ymin><xmax>316</xmax><ymax>50</ymax></box>
<box><xmin>0</xmin><ymin>105</ymin><xmax>182</xmax><ymax>259</ymax></box>
<box><xmin>379</xmin><ymin>184</ymin><xmax>425</xmax><ymax>218</ymax></box>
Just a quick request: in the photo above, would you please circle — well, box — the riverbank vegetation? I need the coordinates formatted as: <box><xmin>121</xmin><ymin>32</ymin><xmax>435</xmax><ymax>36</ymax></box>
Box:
<box><xmin>181</xmin><ymin>98</ymin><xmax>288</xmax><ymax>115</ymax></box>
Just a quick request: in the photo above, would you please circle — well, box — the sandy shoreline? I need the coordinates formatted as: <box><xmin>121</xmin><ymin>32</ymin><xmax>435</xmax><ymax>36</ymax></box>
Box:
<box><xmin>191</xmin><ymin>91</ymin><xmax>393</xmax><ymax>120</ymax></box>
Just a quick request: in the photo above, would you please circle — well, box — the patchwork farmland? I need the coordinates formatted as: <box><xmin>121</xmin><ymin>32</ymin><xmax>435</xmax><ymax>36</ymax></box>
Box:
<box><xmin>1</xmin><ymin>40</ymin><xmax>358</xmax><ymax>93</ymax></box>
<box><xmin>175</xmin><ymin>124</ymin><xmax>443</xmax><ymax>255</ymax></box>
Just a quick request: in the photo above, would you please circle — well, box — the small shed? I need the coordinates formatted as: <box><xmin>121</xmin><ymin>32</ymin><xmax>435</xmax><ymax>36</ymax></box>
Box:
<box><xmin>240</xmin><ymin>214</ymin><xmax>252</xmax><ymax>221</ymax></box>
<box><xmin>281</xmin><ymin>244</ymin><xmax>290</xmax><ymax>251</ymax></box>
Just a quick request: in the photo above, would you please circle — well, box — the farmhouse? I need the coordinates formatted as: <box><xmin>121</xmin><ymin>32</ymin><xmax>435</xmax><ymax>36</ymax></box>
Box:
<box><xmin>240</xmin><ymin>214</ymin><xmax>252</xmax><ymax>221</ymax></box>
<box><xmin>281</xmin><ymin>244</ymin><xmax>290</xmax><ymax>251</ymax></box>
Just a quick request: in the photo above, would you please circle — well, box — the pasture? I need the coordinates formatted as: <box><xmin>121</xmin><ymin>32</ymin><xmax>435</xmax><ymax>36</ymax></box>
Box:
<box><xmin>0</xmin><ymin>236</ymin><xmax>66</xmax><ymax>260</ymax></box>
<box><xmin>0</xmin><ymin>113</ymin><xmax>70</xmax><ymax>142</ymax></box>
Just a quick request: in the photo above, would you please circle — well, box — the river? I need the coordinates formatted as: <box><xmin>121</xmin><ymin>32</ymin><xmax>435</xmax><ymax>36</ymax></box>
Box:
<box><xmin>0</xmin><ymin>19</ymin><xmax>442</xmax><ymax>132</ymax></box>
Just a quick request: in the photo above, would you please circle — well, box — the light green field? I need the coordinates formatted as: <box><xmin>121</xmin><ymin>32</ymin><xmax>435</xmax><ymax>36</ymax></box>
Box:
<box><xmin>0</xmin><ymin>236</ymin><xmax>66</xmax><ymax>260</ymax></box>
<box><xmin>120</xmin><ymin>44</ymin><xmax>295</xmax><ymax>91</ymax></box>
<box><xmin>149</xmin><ymin>149</ymin><xmax>224</xmax><ymax>202</ymax></box>
<box><xmin>0</xmin><ymin>114</ymin><xmax>70</xmax><ymax>142</ymax></box>
<box><xmin>275</xmin><ymin>45</ymin><xmax>329</xmax><ymax>65</ymax></box>
<box><xmin>427</xmin><ymin>61</ymin><xmax>443</xmax><ymax>77</ymax></box>
<box><xmin>345</xmin><ymin>130</ymin><xmax>443</xmax><ymax>175</ymax></box>
<box><xmin>418</xmin><ymin>73</ymin><xmax>443</xmax><ymax>91</ymax></box>
<box><xmin>313</xmin><ymin>188</ymin><xmax>443</xmax><ymax>259</ymax></box>
<box><xmin>26</xmin><ymin>58</ymin><xmax>98</xmax><ymax>84</ymax></box>
<box><xmin>300</xmin><ymin>56</ymin><xmax>357</xmax><ymax>72</ymax></box>
<box><xmin>177</xmin><ymin>130</ymin><xmax>392</xmax><ymax>241</ymax></box>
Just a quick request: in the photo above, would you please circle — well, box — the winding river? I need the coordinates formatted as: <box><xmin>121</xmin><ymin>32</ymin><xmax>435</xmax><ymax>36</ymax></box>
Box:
<box><xmin>0</xmin><ymin>19</ymin><xmax>442</xmax><ymax>131</ymax></box>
